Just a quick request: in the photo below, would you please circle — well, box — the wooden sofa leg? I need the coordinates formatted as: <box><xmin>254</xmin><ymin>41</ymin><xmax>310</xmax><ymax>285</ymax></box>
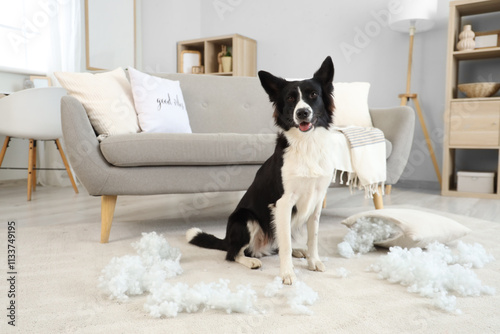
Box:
<box><xmin>373</xmin><ymin>185</ymin><xmax>384</xmax><ymax>210</ymax></box>
<box><xmin>385</xmin><ymin>184</ymin><xmax>392</xmax><ymax>195</ymax></box>
<box><xmin>101</xmin><ymin>195</ymin><xmax>117</xmax><ymax>243</ymax></box>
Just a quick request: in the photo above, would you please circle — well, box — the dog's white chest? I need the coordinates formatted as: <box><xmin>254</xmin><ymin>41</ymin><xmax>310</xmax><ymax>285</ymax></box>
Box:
<box><xmin>282</xmin><ymin>128</ymin><xmax>335</xmax><ymax>179</ymax></box>
<box><xmin>281</xmin><ymin>128</ymin><xmax>335</xmax><ymax>225</ymax></box>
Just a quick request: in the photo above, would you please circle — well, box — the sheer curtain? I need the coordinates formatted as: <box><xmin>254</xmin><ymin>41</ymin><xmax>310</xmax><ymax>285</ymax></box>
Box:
<box><xmin>38</xmin><ymin>0</ymin><xmax>81</xmax><ymax>187</ymax></box>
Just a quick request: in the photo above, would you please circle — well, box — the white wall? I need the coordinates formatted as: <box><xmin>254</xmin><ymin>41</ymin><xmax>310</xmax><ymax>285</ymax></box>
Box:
<box><xmin>1</xmin><ymin>1</ymin><xmax>476</xmax><ymax>187</ymax></box>
<box><xmin>140</xmin><ymin>0</ymin><xmax>201</xmax><ymax>72</ymax></box>
<box><xmin>141</xmin><ymin>0</ymin><xmax>451</xmax><ymax>186</ymax></box>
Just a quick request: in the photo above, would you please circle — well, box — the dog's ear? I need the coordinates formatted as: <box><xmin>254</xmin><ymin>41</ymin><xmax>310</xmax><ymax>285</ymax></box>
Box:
<box><xmin>313</xmin><ymin>56</ymin><xmax>334</xmax><ymax>88</ymax></box>
<box><xmin>258</xmin><ymin>70</ymin><xmax>287</xmax><ymax>102</ymax></box>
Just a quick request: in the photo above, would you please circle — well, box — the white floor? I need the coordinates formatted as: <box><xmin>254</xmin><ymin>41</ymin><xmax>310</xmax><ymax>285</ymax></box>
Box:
<box><xmin>1</xmin><ymin>179</ymin><xmax>499</xmax><ymax>230</ymax></box>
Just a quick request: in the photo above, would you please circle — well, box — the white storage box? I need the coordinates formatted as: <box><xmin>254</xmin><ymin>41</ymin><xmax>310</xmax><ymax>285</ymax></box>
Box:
<box><xmin>457</xmin><ymin>171</ymin><xmax>495</xmax><ymax>194</ymax></box>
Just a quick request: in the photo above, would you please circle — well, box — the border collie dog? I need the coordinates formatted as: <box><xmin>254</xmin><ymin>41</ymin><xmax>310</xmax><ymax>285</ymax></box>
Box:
<box><xmin>187</xmin><ymin>56</ymin><xmax>335</xmax><ymax>285</ymax></box>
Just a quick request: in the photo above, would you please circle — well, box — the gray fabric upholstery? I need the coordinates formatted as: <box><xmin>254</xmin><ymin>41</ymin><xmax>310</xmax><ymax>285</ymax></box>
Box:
<box><xmin>60</xmin><ymin>74</ymin><xmax>415</xmax><ymax>198</ymax></box>
<box><xmin>100</xmin><ymin>132</ymin><xmax>276</xmax><ymax>166</ymax></box>
<box><xmin>370</xmin><ymin>106</ymin><xmax>415</xmax><ymax>185</ymax></box>
<box><xmin>385</xmin><ymin>139</ymin><xmax>392</xmax><ymax>159</ymax></box>
<box><xmin>154</xmin><ymin>73</ymin><xmax>277</xmax><ymax>134</ymax></box>
<box><xmin>61</xmin><ymin>95</ymin><xmax>262</xmax><ymax>196</ymax></box>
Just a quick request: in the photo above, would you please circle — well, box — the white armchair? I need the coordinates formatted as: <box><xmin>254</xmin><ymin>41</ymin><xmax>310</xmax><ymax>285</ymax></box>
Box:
<box><xmin>0</xmin><ymin>87</ymin><xmax>79</xmax><ymax>200</ymax></box>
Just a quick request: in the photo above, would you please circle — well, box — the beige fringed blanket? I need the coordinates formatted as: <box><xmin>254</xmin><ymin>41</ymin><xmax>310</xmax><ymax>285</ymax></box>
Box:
<box><xmin>330</xmin><ymin>126</ymin><xmax>386</xmax><ymax>198</ymax></box>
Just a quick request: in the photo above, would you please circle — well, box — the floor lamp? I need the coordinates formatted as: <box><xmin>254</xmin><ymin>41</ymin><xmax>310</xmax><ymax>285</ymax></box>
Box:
<box><xmin>388</xmin><ymin>0</ymin><xmax>442</xmax><ymax>187</ymax></box>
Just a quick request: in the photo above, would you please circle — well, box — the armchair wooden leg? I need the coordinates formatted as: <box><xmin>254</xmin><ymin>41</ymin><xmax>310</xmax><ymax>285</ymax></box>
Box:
<box><xmin>322</xmin><ymin>196</ymin><xmax>327</xmax><ymax>208</ymax></box>
<box><xmin>101</xmin><ymin>195</ymin><xmax>117</xmax><ymax>243</ymax></box>
<box><xmin>32</xmin><ymin>141</ymin><xmax>37</xmax><ymax>192</ymax></box>
<box><xmin>55</xmin><ymin>139</ymin><xmax>79</xmax><ymax>194</ymax></box>
<box><xmin>0</xmin><ymin>136</ymin><xmax>10</xmax><ymax>166</ymax></box>
<box><xmin>372</xmin><ymin>185</ymin><xmax>384</xmax><ymax>210</ymax></box>
<box><xmin>27</xmin><ymin>139</ymin><xmax>36</xmax><ymax>201</ymax></box>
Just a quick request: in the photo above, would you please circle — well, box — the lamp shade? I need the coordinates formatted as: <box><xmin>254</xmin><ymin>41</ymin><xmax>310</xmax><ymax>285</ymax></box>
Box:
<box><xmin>388</xmin><ymin>0</ymin><xmax>438</xmax><ymax>33</ymax></box>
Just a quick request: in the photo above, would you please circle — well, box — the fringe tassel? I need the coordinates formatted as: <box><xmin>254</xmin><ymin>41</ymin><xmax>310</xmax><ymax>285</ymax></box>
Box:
<box><xmin>331</xmin><ymin>169</ymin><xmax>386</xmax><ymax>199</ymax></box>
<box><xmin>363</xmin><ymin>182</ymin><xmax>386</xmax><ymax>199</ymax></box>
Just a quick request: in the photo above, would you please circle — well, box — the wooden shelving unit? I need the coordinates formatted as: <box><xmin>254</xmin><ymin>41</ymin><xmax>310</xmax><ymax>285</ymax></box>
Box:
<box><xmin>453</xmin><ymin>46</ymin><xmax>500</xmax><ymax>59</ymax></box>
<box><xmin>442</xmin><ymin>0</ymin><xmax>500</xmax><ymax>199</ymax></box>
<box><xmin>177</xmin><ymin>34</ymin><xmax>257</xmax><ymax>77</ymax></box>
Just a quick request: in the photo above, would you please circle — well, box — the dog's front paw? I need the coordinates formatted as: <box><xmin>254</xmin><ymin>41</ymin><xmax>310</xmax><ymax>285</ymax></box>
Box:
<box><xmin>235</xmin><ymin>255</ymin><xmax>262</xmax><ymax>269</ymax></box>
<box><xmin>281</xmin><ymin>270</ymin><xmax>296</xmax><ymax>285</ymax></box>
<box><xmin>248</xmin><ymin>257</ymin><xmax>262</xmax><ymax>269</ymax></box>
<box><xmin>308</xmin><ymin>258</ymin><xmax>325</xmax><ymax>272</ymax></box>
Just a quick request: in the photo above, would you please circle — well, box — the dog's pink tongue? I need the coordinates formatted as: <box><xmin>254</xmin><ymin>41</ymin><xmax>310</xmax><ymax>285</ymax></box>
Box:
<box><xmin>299</xmin><ymin>122</ymin><xmax>312</xmax><ymax>132</ymax></box>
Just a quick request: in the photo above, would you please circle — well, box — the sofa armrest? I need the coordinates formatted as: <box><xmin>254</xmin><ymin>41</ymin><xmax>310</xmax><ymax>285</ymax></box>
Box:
<box><xmin>61</xmin><ymin>95</ymin><xmax>112</xmax><ymax>195</ymax></box>
<box><xmin>369</xmin><ymin>106</ymin><xmax>415</xmax><ymax>185</ymax></box>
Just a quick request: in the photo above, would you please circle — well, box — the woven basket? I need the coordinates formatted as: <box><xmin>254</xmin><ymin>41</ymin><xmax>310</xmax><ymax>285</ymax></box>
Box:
<box><xmin>458</xmin><ymin>82</ymin><xmax>500</xmax><ymax>98</ymax></box>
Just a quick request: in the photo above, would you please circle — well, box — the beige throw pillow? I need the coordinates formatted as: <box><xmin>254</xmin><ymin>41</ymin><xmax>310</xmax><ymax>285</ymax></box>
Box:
<box><xmin>342</xmin><ymin>208</ymin><xmax>471</xmax><ymax>249</ymax></box>
<box><xmin>55</xmin><ymin>68</ymin><xmax>140</xmax><ymax>140</ymax></box>
<box><xmin>333</xmin><ymin>82</ymin><xmax>373</xmax><ymax>128</ymax></box>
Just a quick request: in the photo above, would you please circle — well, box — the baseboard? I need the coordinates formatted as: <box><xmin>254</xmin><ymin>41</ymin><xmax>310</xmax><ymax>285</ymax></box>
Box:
<box><xmin>394</xmin><ymin>179</ymin><xmax>441</xmax><ymax>191</ymax></box>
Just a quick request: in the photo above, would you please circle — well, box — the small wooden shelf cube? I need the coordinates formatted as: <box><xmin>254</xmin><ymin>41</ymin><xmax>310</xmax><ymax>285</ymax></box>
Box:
<box><xmin>177</xmin><ymin>34</ymin><xmax>257</xmax><ymax>77</ymax></box>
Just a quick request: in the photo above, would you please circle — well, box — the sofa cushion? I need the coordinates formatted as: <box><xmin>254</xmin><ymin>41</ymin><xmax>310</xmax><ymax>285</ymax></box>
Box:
<box><xmin>333</xmin><ymin>82</ymin><xmax>373</xmax><ymax>128</ymax></box>
<box><xmin>128</xmin><ymin>67</ymin><xmax>192</xmax><ymax>134</ymax></box>
<box><xmin>100</xmin><ymin>133</ymin><xmax>277</xmax><ymax>167</ymax></box>
<box><xmin>55</xmin><ymin>68</ymin><xmax>140</xmax><ymax>141</ymax></box>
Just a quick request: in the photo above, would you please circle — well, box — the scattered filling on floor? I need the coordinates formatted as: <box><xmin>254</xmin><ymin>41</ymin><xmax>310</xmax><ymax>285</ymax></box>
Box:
<box><xmin>337</xmin><ymin>217</ymin><xmax>496</xmax><ymax>313</ymax></box>
<box><xmin>99</xmin><ymin>232</ymin><xmax>318</xmax><ymax>317</ymax></box>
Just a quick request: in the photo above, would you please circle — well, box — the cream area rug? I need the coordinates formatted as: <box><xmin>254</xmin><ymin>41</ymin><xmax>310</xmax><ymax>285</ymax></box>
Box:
<box><xmin>1</xmin><ymin>205</ymin><xmax>499</xmax><ymax>334</ymax></box>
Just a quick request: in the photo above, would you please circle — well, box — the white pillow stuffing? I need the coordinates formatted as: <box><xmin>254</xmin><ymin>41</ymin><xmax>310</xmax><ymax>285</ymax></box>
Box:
<box><xmin>337</xmin><ymin>209</ymin><xmax>494</xmax><ymax>314</ymax></box>
<box><xmin>338</xmin><ymin>216</ymin><xmax>400</xmax><ymax>258</ymax></box>
<box><xmin>264</xmin><ymin>276</ymin><xmax>318</xmax><ymax>315</ymax></box>
<box><xmin>369</xmin><ymin>241</ymin><xmax>495</xmax><ymax>314</ymax></box>
<box><xmin>98</xmin><ymin>232</ymin><xmax>260</xmax><ymax>317</ymax></box>
<box><xmin>98</xmin><ymin>232</ymin><xmax>182</xmax><ymax>301</ymax></box>
<box><xmin>145</xmin><ymin>279</ymin><xmax>257</xmax><ymax>318</ymax></box>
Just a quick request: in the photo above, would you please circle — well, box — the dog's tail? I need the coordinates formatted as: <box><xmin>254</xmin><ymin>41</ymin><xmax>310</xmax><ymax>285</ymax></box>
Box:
<box><xmin>186</xmin><ymin>228</ymin><xmax>228</xmax><ymax>251</ymax></box>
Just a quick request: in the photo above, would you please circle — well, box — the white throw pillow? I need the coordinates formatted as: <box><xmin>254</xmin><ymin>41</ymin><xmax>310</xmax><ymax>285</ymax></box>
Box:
<box><xmin>341</xmin><ymin>208</ymin><xmax>471</xmax><ymax>249</ymax></box>
<box><xmin>55</xmin><ymin>68</ymin><xmax>140</xmax><ymax>141</ymax></box>
<box><xmin>333</xmin><ymin>82</ymin><xmax>373</xmax><ymax>128</ymax></box>
<box><xmin>128</xmin><ymin>67</ymin><xmax>192</xmax><ymax>133</ymax></box>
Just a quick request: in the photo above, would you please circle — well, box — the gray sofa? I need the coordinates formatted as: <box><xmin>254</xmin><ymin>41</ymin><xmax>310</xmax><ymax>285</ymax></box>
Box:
<box><xmin>61</xmin><ymin>73</ymin><xmax>415</xmax><ymax>243</ymax></box>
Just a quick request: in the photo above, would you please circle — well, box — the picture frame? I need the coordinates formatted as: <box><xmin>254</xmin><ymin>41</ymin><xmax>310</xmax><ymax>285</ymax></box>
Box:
<box><xmin>30</xmin><ymin>76</ymin><xmax>52</xmax><ymax>88</ymax></box>
<box><xmin>85</xmin><ymin>0</ymin><xmax>136</xmax><ymax>71</ymax></box>
<box><xmin>180</xmin><ymin>50</ymin><xmax>201</xmax><ymax>74</ymax></box>
<box><xmin>475</xmin><ymin>30</ymin><xmax>500</xmax><ymax>49</ymax></box>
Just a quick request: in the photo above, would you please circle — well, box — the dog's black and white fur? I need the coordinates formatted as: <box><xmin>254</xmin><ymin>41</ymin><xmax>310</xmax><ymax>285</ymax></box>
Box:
<box><xmin>186</xmin><ymin>56</ymin><xmax>335</xmax><ymax>285</ymax></box>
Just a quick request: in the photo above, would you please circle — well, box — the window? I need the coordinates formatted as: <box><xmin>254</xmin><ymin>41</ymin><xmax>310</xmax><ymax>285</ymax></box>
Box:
<box><xmin>0</xmin><ymin>0</ymin><xmax>51</xmax><ymax>73</ymax></box>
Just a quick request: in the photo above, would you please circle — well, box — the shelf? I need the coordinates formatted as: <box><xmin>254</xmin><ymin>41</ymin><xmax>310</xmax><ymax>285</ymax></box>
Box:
<box><xmin>177</xmin><ymin>34</ymin><xmax>257</xmax><ymax>77</ymax></box>
<box><xmin>453</xmin><ymin>47</ymin><xmax>500</xmax><ymax>60</ymax></box>
<box><xmin>442</xmin><ymin>189</ymin><xmax>499</xmax><ymax>199</ymax></box>
<box><xmin>210</xmin><ymin>72</ymin><xmax>233</xmax><ymax>76</ymax></box>
<box><xmin>448</xmin><ymin>145</ymin><xmax>500</xmax><ymax>149</ymax></box>
<box><xmin>454</xmin><ymin>0</ymin><xmax>500</xmax><ymax>16</ymax></box>
<box><xmin>452</xmin><ymin>96</ymin><xmax>500</xmax><ymax>102</ymax></box>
